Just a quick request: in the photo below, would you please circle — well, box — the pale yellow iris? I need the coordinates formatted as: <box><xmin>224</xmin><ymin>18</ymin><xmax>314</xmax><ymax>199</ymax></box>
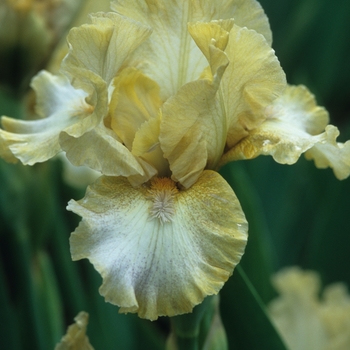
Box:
<box><xmin>268</xmin><ymin>267</ymin><xmax>350</xmax><ymax>350</ymax></box>
<box><xmin>55</xmin><ymin>312</ymin><xmax>94</xmax><ymax>350</ymax></box>
<box><xmin>0</xmin><ymin>0</ymin><xmax>349</xmax><ymax>320</ymax></box>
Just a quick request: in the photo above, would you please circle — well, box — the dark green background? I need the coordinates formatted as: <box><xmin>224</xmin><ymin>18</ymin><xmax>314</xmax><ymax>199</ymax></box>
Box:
<box><xmin>0</xmin><ymin>1</ymin><xmax>349</xmax><ymax>349</ymax></box>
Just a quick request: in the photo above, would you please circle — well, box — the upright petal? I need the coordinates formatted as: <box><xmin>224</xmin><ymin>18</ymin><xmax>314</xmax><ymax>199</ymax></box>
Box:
<box><xmin>132</xmin><ymin>112</ymin><xmax>170</xmax><ymax>179</ymax></box>
<box><xmin>111</xmin><ymin>0</ymin><xmax>272</xmax><ymax>98</ymax></box>
<box><xmin>61</xmin><ymin>12</ymin><xmax>152</xmax><ymax>85</ymax></box>
<box><xmin>0</xmin><ymin>71</ymin><xmax>93</xmax><ymax>165</ymax></box>
<box><xmin>160</xmin><ymin>21</ymin><xmax>229</xmax><ymax>188</ymax></box>
<box><xmin>220</xmin><ymin>24</ymin><xmax>286</xmax><ymax>148</ymax></box>
<box><xmin>68</xmin><ymin>170</ymin><xmax>248</xmax><ymax>320</ymax></box>
<box><xmin>110</xmin><ymin>67</ymin><xmax>162</xmax><ymax>150</ymax></box>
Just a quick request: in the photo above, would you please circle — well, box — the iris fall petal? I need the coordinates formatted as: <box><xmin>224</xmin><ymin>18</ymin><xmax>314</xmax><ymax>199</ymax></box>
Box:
<box><xmin>0</xmin><ymin>71</ymin><xmax>92</xmax><ymax>165</ymax></box>
<box><xmin>305</xmin><ymin>126</ymin><xmax>350</xmax><ymax>180</ymax></box>
<box><xmin>59</xmin><ymin>123</ymin><xmax>149</xmax><ymax>179</ymax></box>
<box><xmin>219</xmin><ymin>85</ymin><xmax>347</xmax><ymax>174</ymax></box>
<box><xmin>68</xmin><ymin>170</ymin><xmax>247</xmax><ymax>320</ymax></box>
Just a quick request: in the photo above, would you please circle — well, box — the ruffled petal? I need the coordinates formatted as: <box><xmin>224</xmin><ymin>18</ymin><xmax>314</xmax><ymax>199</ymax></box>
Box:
<box><xmin>61</xmin><ymin>71</ymin><xmax>109</xmax><ymax>139</ymax></box>
<box><xmin>268</xmin><ymin>267</ymin><xmax>350</xmax><ymax>350</ymax></box>
<box><xmin>55</xmin><ymin>312</ymin><xmax>94</xmax><ymax>350</ymax></box>
<box><xmin>110</xmin><ymin>67</ymin><xmax>162</xmax><ymax>150</ymax></box>
<box><xmin>111</xmin><ymin>0</ymin><xmax>272</xmax><ymax>99</ymax></box>
<box><xmin>268</xmin><ymin>267</ymin><xmax>327</xmax><ymax>350</ymax></box>
<box><xmin>220</xmin><ymin>24</ymin><xmax>286</xmax><ymax>148</ymax></box>
<box><xmin>132</xmin><ymin>112</ymin><xmax>169</xmax><ymax>178</ymax></box>
<box><xmin>61</xmin><ymin>12</ymin><xmax>152</xmax><ymax>85</ymax></box>
<box><xmin>68</xmin><ymin>170</ymin><xmax>247</xmax><ymax>320</ymax></box>
<box><xmin>0</xmin><ymin>71</ymin><xmax>93</xmax><ymax>165</ymax></box>
<box><xmin>219</xmin><ymin>85</ymin><xmax>332</xmax><ymax>167</ymax></box>
<box><xmin>160</xmin><ymin>21</ymin><xmax>229</xmax><ymax>188</ymax></box>
<box><xmin>305</xmin><ymin>126</ymin><xmax>350</xmax><ymax>180</ymax></box>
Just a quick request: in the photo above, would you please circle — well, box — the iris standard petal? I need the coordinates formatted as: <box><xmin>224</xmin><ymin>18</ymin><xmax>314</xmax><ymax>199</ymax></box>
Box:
<box><xmin>132</xmin><ymin>112</ymin><xmax>170</xmax><ymax>179</ymax></box>
<box><xmin>220</xmin><ymin>24</ymin><xmax>286</xmax><ymax>148</ymax></box>
<box><xmin>111</xmin><ymin>0</ymin><xmax>272</xmax><ymax>99</ymax></box>
<box><xmin>219</xmin><ymin>85</ymin><xmax>340</xmax><ymax>169</ymax></box>
<box><xmin>68</xmin><ymin>170</ymin><xmax>247</xmax><ymax>320</ymax></box>
<box><xmin>110</xmin><ymin>67</ymin><xmax>162</xmax><ymax>150</ymax></box>
<box><xmin>0</xmin><ymin>71</ymin><xmax>92</xmax><ymax>165</ymax></box>
<box><xmin>160</xmin><ymin>21</ymin><xmax>229</xmax><ymax>188</ymax></box>
<box><xmin>61</xmin><ymin>12</ymin><xmax>152</xmax><ymax>85</ymax></box>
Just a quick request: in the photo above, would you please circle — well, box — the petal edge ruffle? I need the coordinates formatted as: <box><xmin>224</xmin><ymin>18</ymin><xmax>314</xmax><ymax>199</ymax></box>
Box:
<box><xmin>68</xmin><ymin>170</ymin><xmax>247</xmax><ymax>320</ymax></box>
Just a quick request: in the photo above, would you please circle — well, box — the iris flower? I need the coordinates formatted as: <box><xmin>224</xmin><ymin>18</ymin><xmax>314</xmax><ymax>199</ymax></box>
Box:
<box><xmin>55</xmin><ymin>312</ymin><xmax>94</xmax><ymax>350</ymax></box>
<box><xmin>1</xmin><ymin>0</ymin><xmax>349</xmax><ymax>320</ymax></box>
<box><xmin>268</xmin><ymin>267</ymin><xmax>350</xmax><ymax>350</ymax></box>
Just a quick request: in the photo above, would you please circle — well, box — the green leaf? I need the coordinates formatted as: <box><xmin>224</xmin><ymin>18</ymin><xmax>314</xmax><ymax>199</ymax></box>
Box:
<box><xmin>220</xmin><ymin>266</ymin><xmax>287</xmax><ymax>350</ymax></box>
<box><xmin>0</xmin><ymin>256</ymin><xmax>21</xmax><ymax>350</ymax></box>
<box><xmin>220</xmin><ymin>162</ymin><xmax>276</xmax><ymax>303</ymax></box>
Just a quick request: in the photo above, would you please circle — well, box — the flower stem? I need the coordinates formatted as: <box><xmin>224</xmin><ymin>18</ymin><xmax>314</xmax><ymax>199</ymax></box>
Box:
<box><xmin>168</xmin><ymin>295</ymin><xmax>227</xmax><ymax>350</ymax></box>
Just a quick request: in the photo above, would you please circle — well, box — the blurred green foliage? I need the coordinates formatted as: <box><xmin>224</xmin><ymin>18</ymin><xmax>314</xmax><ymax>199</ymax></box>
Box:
<box><xmin>0</xmin><ymin>0</ymin><xmax>349</xmax><ymax>349</ymax></box>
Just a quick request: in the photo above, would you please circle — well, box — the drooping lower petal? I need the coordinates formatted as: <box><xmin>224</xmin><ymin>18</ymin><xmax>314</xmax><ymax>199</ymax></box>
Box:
<box><xmin>59</xmin><ymin>123</ymin><xmax>150</xmax><ymax>179</ymax></box>
<box><xmin>68</xmin><ymin>170</ymin><xmax>247</xmax><ymax>320</ymax></box>
<box><xmin>0</xmin><ymin>71</ymin><xmax>93</xmax><ymax>165</ymax></box>
<box><xmin>305</xmin><ymin>126</ymin><xmax>350</xmax><ymax>180</ymax></box>
<box><xmin>219</xmin><ymin>85</ymin><xmax>343</xmax><ymax>172</ymax></box>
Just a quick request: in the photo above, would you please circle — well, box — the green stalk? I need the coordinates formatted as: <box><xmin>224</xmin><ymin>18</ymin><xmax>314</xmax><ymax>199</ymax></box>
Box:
<box><xmin>12</xmin><ymin>222</ymin><xmax>48</xmax><ymax>349</ymax></box>
<box><xmin>169</xmin><ymin>296</ymin><xmax>213</xmax><ymax>350</ymax></box>
<box><xmin>0</xmin><ymin>256</ymin><xmax>21</xmax><ymax>350</ymax></box>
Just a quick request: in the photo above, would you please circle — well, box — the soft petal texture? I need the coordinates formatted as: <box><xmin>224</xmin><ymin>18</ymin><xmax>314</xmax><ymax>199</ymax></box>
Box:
<box><xmin>0</xmin><ymin>71</ymin><xmax>93</xmax><ymax>165</ymax></box>
<box><xmin>59</xmin><ymin>123</ymin><xmax>149</xmax><ymax>179</ymax></box>
<box><xmin>268</xmin><ymin>267</ymin><xmax>328</xmax><ymax>350</ymax></box>
<box><xmin>268</xmin><ymin>267</ymin><xmax>350</xmax><ymax>350</ymax></box>
<box><xmin>319</xmin><ymin>284</ymin><xmax>350</xmax><ymax>349</ymax></box>
<box><xmin>160</xmin><ymin>21</ymin><xmax>229</xmax><ymax>188</ymax></box>
<box><xmin>110</xmin><ymin>67</ymin><xmax>162</xmax><ymax>150</ymax></box>
<box><xmin>108</xmin><ymin>67</ymin><xmax>166</xmax><ymax>181</ymax></box>
<box><xmin>58</xmin><ymin>152</ymin><xmax>100</xmax><ymax>189</ymax></box>
<box><xmin>219</xmin><ymin>85</ymin><xmax>333</xmax><ymax>167</ymax></box>
<box><xmin>132</xmin><ymin>112</ymin><xmax>170</xmax><ymax>178</ymax></box>
<box><xmin>111</xmin><ymin>0</ymin><xmax>272</xmax><ymax>99</ymax></box>
<box><xmin>55</xmin><ymin>311</ymin><xmax>94</xmax><ymax>350</ymax></box>
<box><xmin>305</xmin><ymin>126</ymin><xmax>350</xmax><ymax>180</ymax></box>
<box><xmin>160</xmin><ymin>21</ymin><xmax>286</xmax><ymax>188</ymax></box>
<box><xmin>220</xmin><ymin>24</ymin><xmax>286</xmax><ymax>148</ymax></box>
<box><xmin>61</xmin><ymin>12</ymin><xmax>152</xmax><ymax>85</ymax></box>
<box><xmin>0</xmin><ymin>137</ymin><xmax>17</xmax><ymax>163</ymax></box>
<box><xmin>60</xmin><ymin>68</ymin><xmax>161</xmax><ymax>183</ymax></box>
<box><xmin>68</xmin><ymin>170</ymin><xmax>248</xmax><ymax>320</ymax></box>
